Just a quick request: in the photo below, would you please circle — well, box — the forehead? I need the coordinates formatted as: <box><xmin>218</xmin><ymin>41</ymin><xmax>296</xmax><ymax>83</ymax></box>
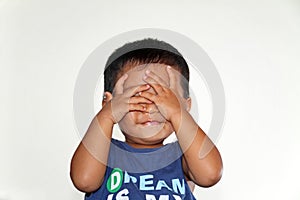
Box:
<box><xmin>123</xmin><ymin>63</ymin><xmax>170</xmax><ymax>89</ymax></box>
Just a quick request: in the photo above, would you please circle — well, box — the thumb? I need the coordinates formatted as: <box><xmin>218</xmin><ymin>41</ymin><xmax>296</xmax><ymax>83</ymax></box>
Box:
<box><xmin>113</xmin><ymin>73</ymin><xmax>128</xmax><ymax>94</ymax></box>
<box><xmin>167</xmin><ymin>66</ymin><xmax>176</xmax><ymax>89</ymax></box>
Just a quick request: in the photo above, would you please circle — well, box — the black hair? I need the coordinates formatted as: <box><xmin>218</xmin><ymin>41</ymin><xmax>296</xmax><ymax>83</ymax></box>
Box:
<box><xmin>104</xmin><ymin>38</ymin><xmax>190</xmax><ymax>98</ymax></box>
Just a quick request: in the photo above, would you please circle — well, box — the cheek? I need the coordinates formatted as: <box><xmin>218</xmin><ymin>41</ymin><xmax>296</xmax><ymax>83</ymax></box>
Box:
<box><xmin>118</xmin><ymin>114</ymin><xmax>134</xmax><ymax>135</ymax></box>
<box><xmin>165</xmin><ymin>121</ymin><xmax>174</xmax><ymax>132</ymax></box>
<box><xmin>118</xmin><ymin>112</ymin><xmax>139</xmax><ymax>127</ymax></box>
<box><xmin>126</xmin><ymin>112</ymin><xmax>139</xmax><ymax>123</ymax></box>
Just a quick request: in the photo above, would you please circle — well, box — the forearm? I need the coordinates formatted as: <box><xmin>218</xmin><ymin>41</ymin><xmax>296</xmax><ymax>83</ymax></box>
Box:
<box><xmin>70</xmin><ymin>109</ymin><xmax>114</xmax><ymax>192</ymax></box>
<box><xmin>171</xmin><ymin>110</ymin><xmax>223</xmax><ymax>187</ymax></box>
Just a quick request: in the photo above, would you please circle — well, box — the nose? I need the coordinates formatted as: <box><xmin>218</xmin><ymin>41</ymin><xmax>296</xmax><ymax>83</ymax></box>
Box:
<box><xmin>133</xmin><ymin>103</ymin><xmax>165</xmax><ymax>123</ymax></box>
<box><xmin>142</xmin><ymin>103</ymin><xmax>158</xmax><ymax>114</ymax></box>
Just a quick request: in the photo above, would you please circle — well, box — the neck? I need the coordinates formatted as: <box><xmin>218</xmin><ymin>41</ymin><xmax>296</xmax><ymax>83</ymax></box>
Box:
<box><xmin>125</xmin><ymin>138</ymin><xmax>164</xmax><ymax>149</ymax></box>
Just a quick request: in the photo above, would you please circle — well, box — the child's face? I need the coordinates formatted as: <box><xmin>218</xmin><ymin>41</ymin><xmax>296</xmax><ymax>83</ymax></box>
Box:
<box><xmin>116</xmin><ymin>63</ymin><xmax>188</xmax><ymax>146</ymax></box>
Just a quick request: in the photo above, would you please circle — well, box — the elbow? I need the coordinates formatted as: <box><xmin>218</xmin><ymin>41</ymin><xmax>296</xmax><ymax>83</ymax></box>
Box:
<box><xmin>204</xmin><ymin>168</ymin><xmax>223</xmax><ymax>187</ymax></box>
<box><xmin>70</xmin><ymin>170</ymin><xmax>102</xmax><ymax>193</ymax></box>
<box><xmin>192</xmin><ymin>164</ymin><xmax>223</xmax><ymax>188</ymax></box>
<box><xmin>201</xmin><ymin>165</ymin><xmax>223</xmax><ymax>187</ymax></box>
<box><xmin>201</xmin><ymin>154</ymin><xmax>224</xmax><ymax>187</ymax></box>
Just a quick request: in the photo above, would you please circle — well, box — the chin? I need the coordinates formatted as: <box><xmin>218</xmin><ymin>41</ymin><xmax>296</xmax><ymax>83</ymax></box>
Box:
<box><xmin>120</xmin><ymin>122</ymin><xmax>174</xmax><ymax>146</ymax></box>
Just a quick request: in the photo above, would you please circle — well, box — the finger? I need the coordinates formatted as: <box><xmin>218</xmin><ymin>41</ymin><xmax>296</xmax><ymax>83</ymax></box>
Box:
<box><xmin>124</xmin><ymin>84</ymin><xmax>150</xmax><ymax>97</ymax></box>
<box><xmin>143</xmin><ymin>74</ymin><xmax>164</xmax><ymax>94</ymax></box>
<box><xmin>143</xmin><ymin>103</ymin><xmax>159</xmax><ymax>114</ymax></box>
<box><xmin>145</xmin><ymin>70</ymin><xmax>168</xmax><ymax>87</ymax></box>
<box><xmin>128</xmin><ymin>103</ymin><xmax>147</xmax><ymax>112</ymax></box>
<box><xmin>129</xmin><ymin>96</ymin><xmax>152</xmax><ymax>104</ymax></box>
<box><xmin>166</xmin><ymin>66</ymin><xmax>176</xmax><ymax>89</ymax></box>
<box><xmin>139</xmin><ymin>91</ymin><xmax>158</xmax><ymax>104</ymax></box>
<box><xmin>114</xmin><ymin>73</ymin><xmax>128</xmax><ymax>94</ymax></box>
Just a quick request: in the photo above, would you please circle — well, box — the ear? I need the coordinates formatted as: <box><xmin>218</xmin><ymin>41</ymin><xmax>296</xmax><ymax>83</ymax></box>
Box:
<box><xmin>185</xmin><ymin>97</ymin><xmax>192</xmax><ymax>112</ymax></box>
<box><xmin>102</xmin><ymin>92</ymin><xmax>113</xmax><ymax>107</ymax></box>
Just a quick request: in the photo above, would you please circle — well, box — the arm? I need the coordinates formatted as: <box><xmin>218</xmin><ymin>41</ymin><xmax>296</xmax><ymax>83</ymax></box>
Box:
<box><xmin>171</xmin><ymin>110</ymin><xmax>223</xmax><ymax>187</ymax></box>
<box><xmin>140</xmin><ymin>67</ymin><xmax>223</xmax><ymax>187</ymax></box>
<box><xmin>70</xmin><ymin>104</ymin><xmax>114</xmax><ymax>192</ymax></box>
<box><xmin>70</xmin><ymin>74</ymin><xmax>151</xmax><ymax>192</ymax></box>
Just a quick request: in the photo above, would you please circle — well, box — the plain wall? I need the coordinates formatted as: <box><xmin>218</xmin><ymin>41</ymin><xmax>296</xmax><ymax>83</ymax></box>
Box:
<box><xmin>1</xmin><ymin>0</ymin><xmax>300</xmax><ymax>199</ymax></box>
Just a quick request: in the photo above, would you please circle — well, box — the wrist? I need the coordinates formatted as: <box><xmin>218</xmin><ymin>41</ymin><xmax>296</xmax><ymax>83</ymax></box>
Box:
<box><xmin>170</xmin><ymin>109</ymin><xmax>192</xmax><ymax>131</ymax></box>
<box><xmin>169</xmin><ymin>109</ymin><xmax>183</xmax><ymax>125</ymax></box>
<box><xmin>97</xmin><ymin>104</ymin><xmax>115</xmax><ymax>125</ymax></box>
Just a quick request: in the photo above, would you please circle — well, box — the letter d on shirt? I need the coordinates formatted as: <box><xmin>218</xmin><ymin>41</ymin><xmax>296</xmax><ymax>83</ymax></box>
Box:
<box><xmin>107</xmin><ymin>168</ymin><xmax>124</xmax><ymax>193</ymax></box>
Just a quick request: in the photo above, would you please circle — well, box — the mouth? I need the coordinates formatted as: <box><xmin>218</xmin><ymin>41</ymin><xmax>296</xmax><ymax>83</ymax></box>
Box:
<box><xmin>139</xmin><ymin>120</ymin><xmax>163</xmax><ymax>126</ymax></box>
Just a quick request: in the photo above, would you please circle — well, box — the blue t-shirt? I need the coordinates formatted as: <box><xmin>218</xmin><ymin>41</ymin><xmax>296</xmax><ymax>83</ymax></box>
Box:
<box><xmin>85</xmin><ymin>139</ymin><xmax>196</xmax><ymax>200</ymax></box>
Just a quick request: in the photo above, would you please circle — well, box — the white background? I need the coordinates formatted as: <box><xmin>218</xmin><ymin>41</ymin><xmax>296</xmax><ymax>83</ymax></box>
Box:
<box><xmin>1</xmin><ymin>0</ymin><xmax>300</xmax><ymax>199</ymax></box>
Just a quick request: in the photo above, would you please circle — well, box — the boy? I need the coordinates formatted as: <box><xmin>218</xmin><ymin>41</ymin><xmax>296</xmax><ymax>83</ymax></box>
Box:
<box><xmin>71</xmin><ymin>39</ymin><xmax>223</xmax><ymax>200</ymax></box>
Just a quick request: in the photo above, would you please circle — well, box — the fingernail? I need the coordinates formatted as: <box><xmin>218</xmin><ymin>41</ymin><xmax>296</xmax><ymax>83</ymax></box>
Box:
<box><xmin>145</xmin><ymin>70</ymin><xmax>150</xmax><ymax>74</ymax></box>
<box><xmin>167</xmin><ymin>65</ymin><xmax>171</xmax><ymax>69</ymax></box>
<box><xmin>143</xmin><ymin>75</ymin><xmax>148</xmax><ymax>80</ymax></box>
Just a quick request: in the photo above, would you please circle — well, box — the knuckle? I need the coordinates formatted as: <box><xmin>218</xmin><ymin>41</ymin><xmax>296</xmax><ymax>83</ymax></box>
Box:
<box><xmin>139</xmin><ymin>105</ymin><xmax>144</xmax><ymax>111</ymax></box>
